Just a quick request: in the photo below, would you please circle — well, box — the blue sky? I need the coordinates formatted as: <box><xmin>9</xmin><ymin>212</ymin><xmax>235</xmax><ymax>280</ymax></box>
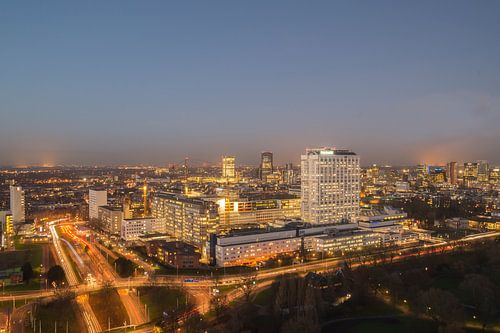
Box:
<box><xmin>1</xmin><ymin>1</ymin><xmax>499</xmax><ymax>166</ymax></box>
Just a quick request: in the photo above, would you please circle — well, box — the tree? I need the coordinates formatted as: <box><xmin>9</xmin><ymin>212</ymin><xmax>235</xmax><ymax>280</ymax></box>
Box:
<box><xmin>21</xmin><ymin>262</ymin><xmax>34</xmax><ymax>284</ymax></box>
<box><xmin>238</xmin><ymin>273</ymin><xmax>257</xmax><ymax>304</ymax></box>
<box><xmin>280</xmin><ymin>314</ymin><xmax>320</xmax><ymax>333</ymax></box>
<box><xmin>210</xmin><ymin>292</ymin><xmax>228</xmax><ymax>318</ymax></box>
<box><xmin>460</xmin><ymin>274</ymin><xmax>497</xmax><ymax>330</ymax></box>
<box><xmin>419</xmin><ymin>288</ymin><xmax>463</xmax><ymax>326</ymax></box>
<box><xmin>47</xmin><ymin>265</ymin><xmax>65</xmax><ymax>286</ymax></box>
<box><xmin>114</xmin><ymin>257</ymin><xmax>135</xmax><ymax>277</ymax></box>
<box><xmin>183</xmin><ymin>312</ymin><xmax>206</xmax><ymax>333</ymax></box>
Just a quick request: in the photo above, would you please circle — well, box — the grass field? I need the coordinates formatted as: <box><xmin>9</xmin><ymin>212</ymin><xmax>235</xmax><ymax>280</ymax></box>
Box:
<box><xmin>138</xmin><ymin>286</ymin><xmax>191</xmax><ymax>321</ymax></box>
<box><xmin>31</xmin><ymin>298</ymin><xmax>81</xmax><ymax>333</ymax></box>
<box><xmin>2</xmin><ymin>242</ymin><xmax>45</xmax><ymax>292</ymax></box>
<box><xmin>89</xmin><ymin>288</ymin><xmax>130</xmax><ymax>329</ymax></box>
<box><xmin>253</xmin><ymin>287</ymin><xmax>275</xmax><ymax>307</ymax></box>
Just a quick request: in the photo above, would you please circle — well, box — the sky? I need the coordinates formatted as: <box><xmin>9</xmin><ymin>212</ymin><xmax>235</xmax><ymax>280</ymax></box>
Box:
<box><xmin>1</xmin><ymin>1</ymin><xmax>499</xmax><ymax>167</ymax></box>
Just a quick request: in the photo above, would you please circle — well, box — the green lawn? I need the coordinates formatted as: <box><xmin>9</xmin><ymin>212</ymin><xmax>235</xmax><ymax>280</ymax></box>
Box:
<box><xmin>253</xmin><ymin>287</ymin><xmax>275</xmax><ymax>307</ymax></box>
<box><xmin>138</xmin><ymin>286</ymin><xmax>191</xmax><ymax>321</ymax></box>
<box><xmin>88</xmin><ymin>289</ymin><xmax>130</xmax><ymax>329</ymax></box>
<box><xmin>31</xmin><ymin>298</ymin><xmax>81</xmax><ymax>333</ymax></box>
<box><xmin>2</xmin><ymin>243</ymin><xmax>45</xmax><ymax>292</ymax></box>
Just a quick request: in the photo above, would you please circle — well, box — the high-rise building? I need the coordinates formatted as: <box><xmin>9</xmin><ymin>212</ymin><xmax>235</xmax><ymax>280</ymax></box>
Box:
<box><xmin>446</xmin><ymin>162</ymin><xmax>458</xmax><ymax>185</ymax></box>
<box><xmin>301</xmin><ymin>148</ymin><xmax>360</xmax><ymax>224</ymax></box>
<box><xmin>89</xmin><ymin>189</ymin><xmax>107</xmax><ymax>221</ymax></box>
<box><xmin>9</xmin><ymin>186</ymin><xmax>25</xmax><ymax>224</ymax></box>
<box><xmin>463</xmin><ymin>162</ymin><xmax>479</xmax><ymax>182</ymax></box>
<box><xmin>477</xmin><ymin>160</ymin><xmax>489</xmax><ymax>182</ymax></box>
<box><xmin>283</xmin><ymin>163</ymin><xmax>296</xmax><ymax>185</ymax></box>
<box><xmin>489</xmin><ymin>167</ymin><xmax>499</xmax><ymax>184</ymax></box>
<box><xmin>222</xmin><ymin>156</ymin><xmax>236</xmax><ymax>181</ymax></box>
<box><xmin>430</xmin><ymin>168</ymin><xmax>446</xmax><ymax>184</ymax></box>
<box><xmin>260</xmin><ymin>152</ymin><xmax>273</xmax><ymax>180</ymax></box>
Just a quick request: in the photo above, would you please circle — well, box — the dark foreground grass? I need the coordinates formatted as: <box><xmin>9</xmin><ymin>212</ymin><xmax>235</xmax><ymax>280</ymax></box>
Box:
<box><xmin>33</xmin><ymin>298</ymin><xmax>80</xmax><ymax>333</ymax></box>
<box><xmin>322</xmin><ymin>316</ymin><xmax>437</xmax><ymax>333</ymax></box>
<box><xmin>88</xmin><ymin>289</ymin><xmax>129</xmax><ymax>329</ymax></box>
<box><xmin>138</xmin><ymin>286</ymin><xmax>191</xmax><ymax>321</ymax></box>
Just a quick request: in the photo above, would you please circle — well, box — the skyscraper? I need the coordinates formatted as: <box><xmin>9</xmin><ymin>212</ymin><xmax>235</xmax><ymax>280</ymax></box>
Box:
<box><xmin>463</xmin><ymin>162</ymin><xmax>479</xmax><ymax>182</ymax></box>
<box><xmin>89</xmin><ymin>189</ymin><xmax>107</xmax><ymax>221</ymax></box>
<box><xmin>301</xmin><ymin>148</ymin><xmax>360</xmax><ymax>224</ymax></box>
<box><xmin>446</xmin><ymin>161</ymin><xmax>458</xmax><ymax>185</ymax></box>
<box><xmin>9</xmin><ymin>186</ymin><xmax>25</xmax><ymax>224</ymax></box>
<box><xmin>477</xmin><ymin>160</ymin><xmax>489</xmax><ymax>182</ymax></box>
<box><xmin>260</xmin><ymin>151</ymin><xmax>273</xmax><ymax>180</ymax></box>
<box><xmin>222</xmin><ymin>156</ymin><xmax>236</xmax><ymax>181</ymax></box>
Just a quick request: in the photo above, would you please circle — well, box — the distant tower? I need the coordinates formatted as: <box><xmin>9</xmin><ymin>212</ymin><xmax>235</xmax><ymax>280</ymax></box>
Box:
<box><xmin>9</xmin><ymin>186</ymin><xmax>25</xmax><ymax>224</ymax></box>
<box><xmin>143</xmin><ymin>179</ymin><xmax>149</xmax><ymax>217</ymax></box>
<box><xmin>222</xmin><ymin>156</ymin><xmax>236</xmax><ymax>182</ymax></box>
<box><xmin>260</xmin><ymin>152</ymin><xmax>273</xmax><ymax>181</ymax></box>
<box><xmin>183</xmin><ymin>157</ymin><xmax>189</xmax><ymax>180</ymax></box>
<box><xmin>477</xmin><ymin>160</ymin><xmax>489</xmax><ymax>182</ymax></box>
<box><xmin>446</xmin><ymin>162</ymin><xmax>458</xmax><ymax>185</ymax></box>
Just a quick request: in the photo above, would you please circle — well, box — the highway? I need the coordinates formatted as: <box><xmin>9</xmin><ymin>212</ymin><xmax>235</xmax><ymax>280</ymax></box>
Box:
<box><xmin>60</xmin><ymin>224</ymin><xmax>148</xmax><ymax>328</ymax></box>
<box><xmin>49</xmin><ymin>222</ymin><xmax>101</xmax><ymax>333</ymax></box>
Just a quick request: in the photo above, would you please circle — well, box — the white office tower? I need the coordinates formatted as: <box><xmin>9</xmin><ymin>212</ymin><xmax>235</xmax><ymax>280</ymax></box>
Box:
<box><xmin>301</xmin><ymin>148</ymin><xmax>360</xmax><ymax>224</ymax></box>
<box><xmin>9</xmin><ymin>186</ymin><xmax>25</xmax><ymax>224</ymax></box>
<box><xmin>89</xmin><ymin>189</ymin><xmax>107</xmax><ymax>220</ymax></box>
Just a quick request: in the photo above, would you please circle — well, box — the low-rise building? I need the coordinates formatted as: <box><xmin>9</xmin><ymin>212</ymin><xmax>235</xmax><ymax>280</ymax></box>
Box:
<box><xmin>154</xmin><ymin>241</ymin><xmax>201</xmax><ymax>269</ymax></box>
<box><xmin>121</xmin><ymin>217</ymin><xmax>163</xmax><ymax>241</ymax></box>
<box><xmin>468</xmin><ymin>215</ymin><xmax>500</xmax><ymax>231</ymax></box>
<box><xmin>211</xmin><ymin>222</ymin><xmax>359</xmax><ymax>267</ymax></box>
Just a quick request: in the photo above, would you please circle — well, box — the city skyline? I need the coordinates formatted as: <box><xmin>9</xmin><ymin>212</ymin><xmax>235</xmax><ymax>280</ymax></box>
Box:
<box><xmin>1</xmin><ymin>1</ymin><xmax>500</xmax><ymax>166</ymax></box>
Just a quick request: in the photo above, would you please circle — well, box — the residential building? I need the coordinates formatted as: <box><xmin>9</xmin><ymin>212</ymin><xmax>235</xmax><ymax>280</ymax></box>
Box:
<box><xmin>98</xmin><ymin>206</ymin><xmax>123</xmax><ymax>235</ymax></box>
<box><xmin>149</xmin><ymin>241</ymin><xmax>201</xmax><ymax>268</ymax></box>
<box><xmin>151</xmin><ymin>192</ymin><xmax>219</xmax><ymax>250</ymax></box>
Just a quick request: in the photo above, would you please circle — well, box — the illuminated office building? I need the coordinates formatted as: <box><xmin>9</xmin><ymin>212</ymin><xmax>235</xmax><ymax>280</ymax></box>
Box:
<box><xmin>216</xmin><ymin>196</ymin><xmax>301</xmax><ymax>225</ymax></box>
<box><xmin>477</xmin><ymin>160</ymin><xmax>489</xmax><ymax>182</ymax></box>
<box><xmin>301</xmin><ymin>148</ymin><xmax>360</xmax><ymax>224</ymax></box>
<box><xmin>430</xmin><ymin>168</ymin><xmax>446</xmax><ymax>184</ymax></box>
<box><xmin>489</xmin><ymin>167</ymin><xmax>499</xmax><ymax>184</ymax></box>
<box><xmin>463</xmin><ymin>162</ymin><xmax>479</xmax><ymax>183</ymax></box>
<box><xmin>0</xmin><ymin>211</ymin><xmax>13</xmax><ymax>248</ymax></box>
<box><xmin>9</xmin><ymin>185</ymin><xmax>25</xmax><ymax>224</ymax></box>
<box><xmin>260</xmin><ymin>151</ymin><xmax>273</xmax><ymax>180</ymax></box>
<box><xmin>222</xmin><ymin>156</ymin><xmax>236</xmax><ymax>181</ymax></box>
